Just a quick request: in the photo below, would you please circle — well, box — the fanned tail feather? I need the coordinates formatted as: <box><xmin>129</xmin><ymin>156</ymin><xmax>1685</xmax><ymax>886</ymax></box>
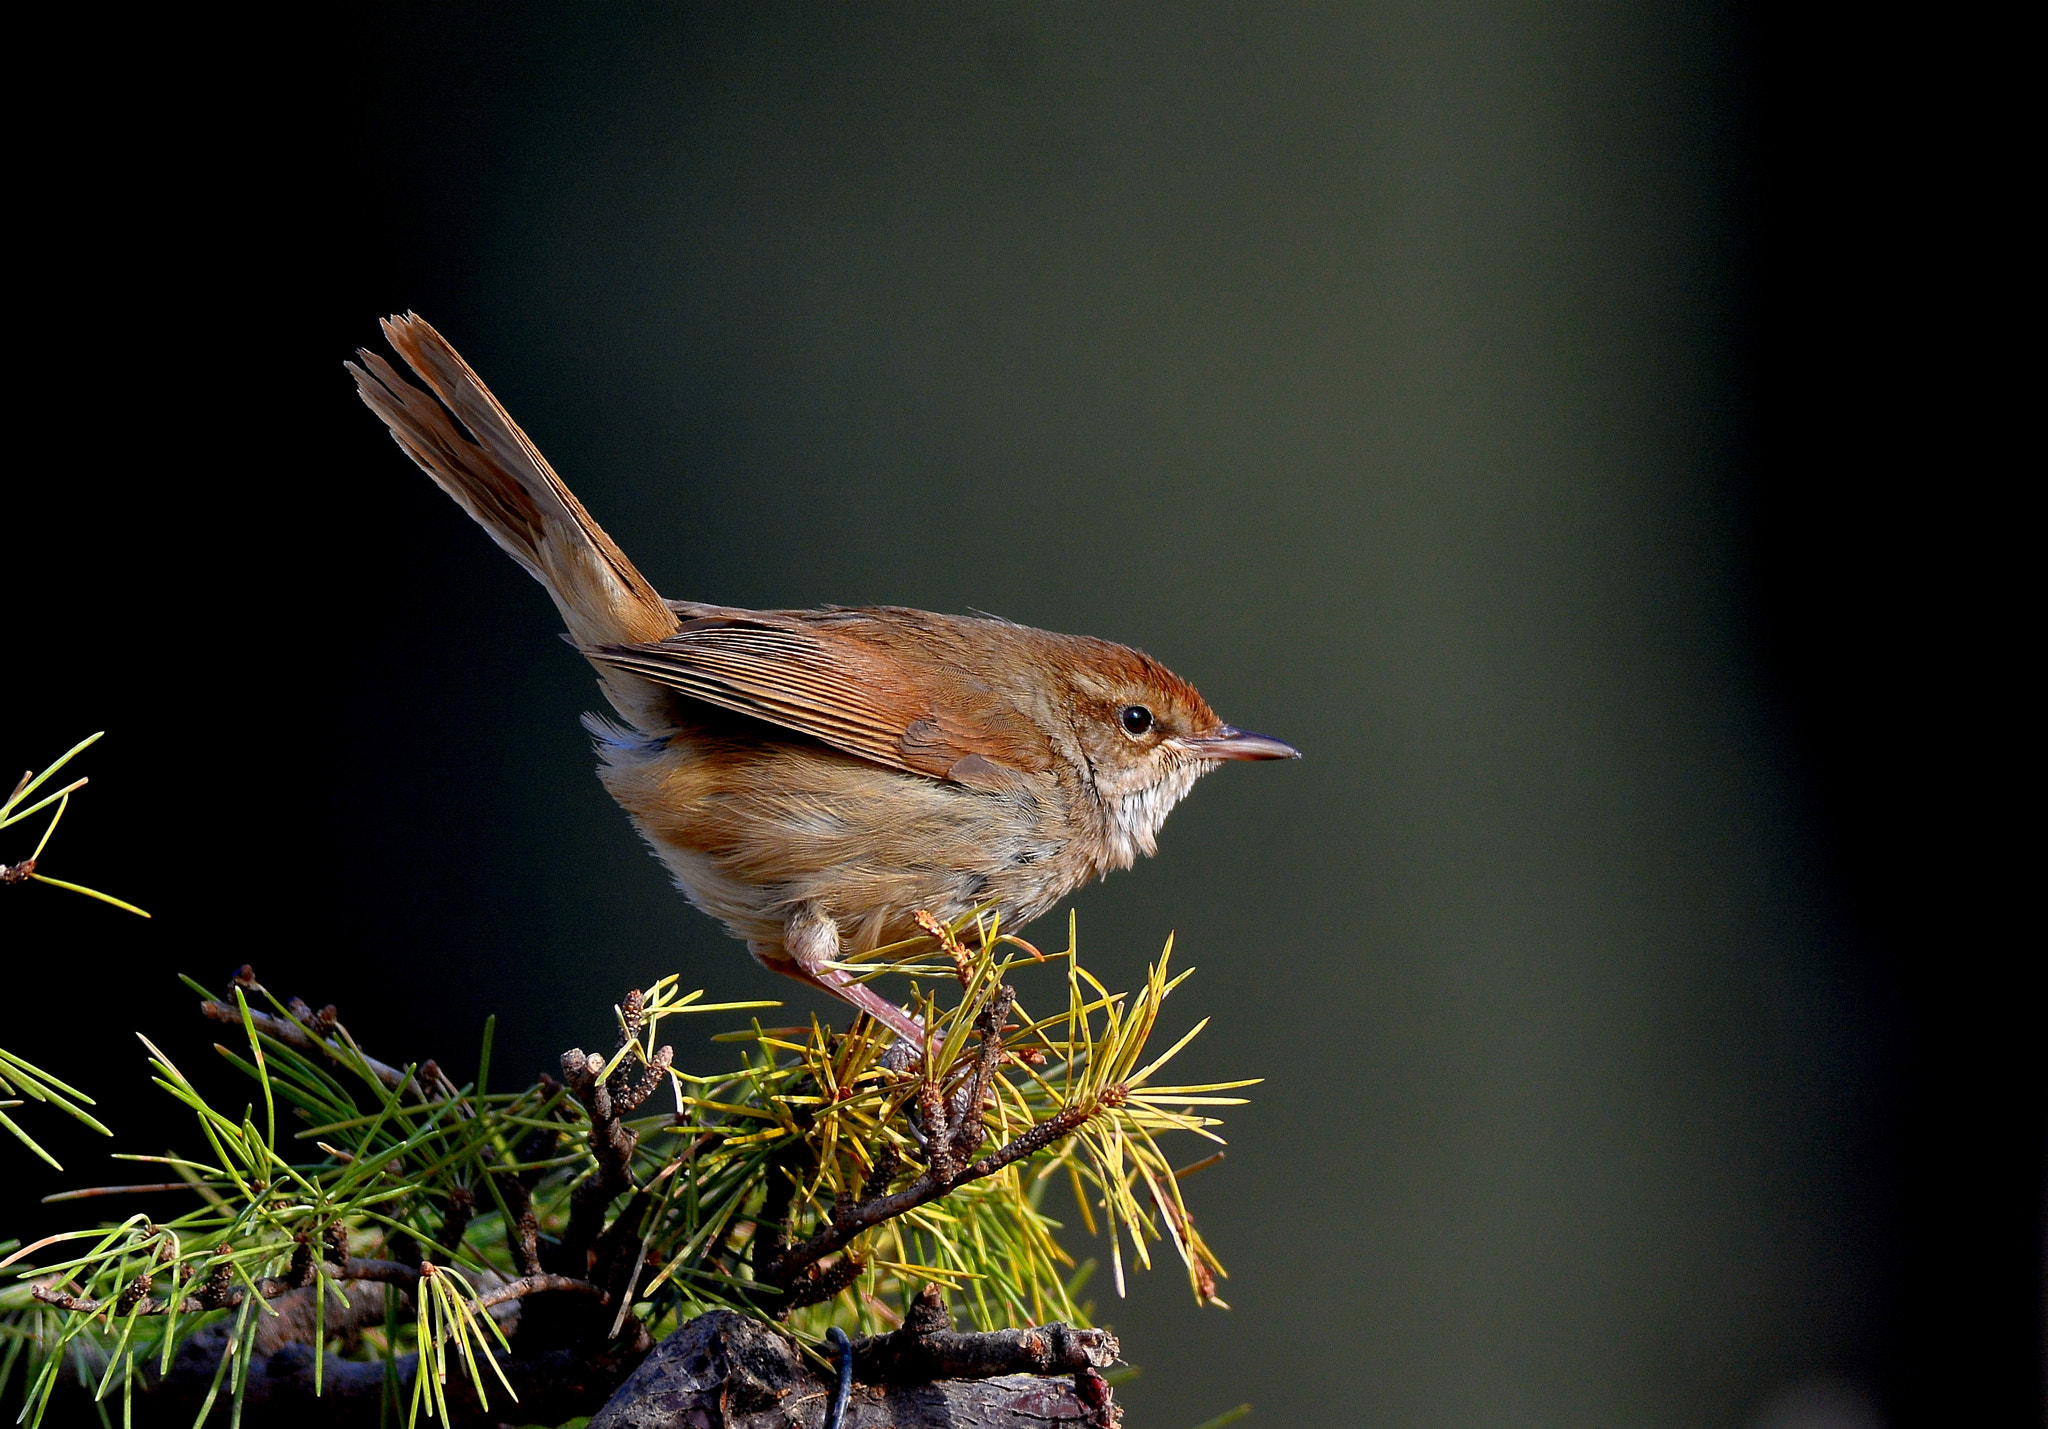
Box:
<box><xmin>349</xmin><ymin>313</ymin><xmax>680</xmax><ymax>728</ymax></box>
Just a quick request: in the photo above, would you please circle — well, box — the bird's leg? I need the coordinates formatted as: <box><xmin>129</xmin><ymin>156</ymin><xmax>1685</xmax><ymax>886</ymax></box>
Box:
<box><xmin>783</xmin><ymin>905</ymin><xmax>927</xmax><ymax>1045</ymax></box>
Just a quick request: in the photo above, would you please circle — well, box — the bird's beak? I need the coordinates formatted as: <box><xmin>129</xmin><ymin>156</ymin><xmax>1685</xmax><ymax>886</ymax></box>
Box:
<box><xmin>1179</xmin><ymin>725</ymin><xmax>1301</xmax><ymax>761</ymax></box>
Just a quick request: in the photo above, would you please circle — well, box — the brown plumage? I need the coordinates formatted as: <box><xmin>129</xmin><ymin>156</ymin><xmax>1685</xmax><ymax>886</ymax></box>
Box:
<box><xmin>351</xmin><ymin>314</ymin><xmax>1296</xmax><ymax>1039</ymax></box>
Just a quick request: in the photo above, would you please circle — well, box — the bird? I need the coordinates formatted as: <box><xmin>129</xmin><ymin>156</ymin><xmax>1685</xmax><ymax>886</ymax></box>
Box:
<box><xmin>350</xmin><ymin>314</ymin><xmax>1297</xmax><ymax>1042</ymax></box>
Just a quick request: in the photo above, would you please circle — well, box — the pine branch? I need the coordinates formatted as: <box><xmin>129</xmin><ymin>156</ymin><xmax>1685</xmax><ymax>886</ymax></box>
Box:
<box><xmin>29</xmin><ymin>1258</ymin><xmax>602</xmax><ymax>1318</ymax></box>
<box><xmin>7</xmin><ymin>910</ymin><xmax>1233</xmax><ymax>1429</ymax></box>
<box><xmin>761</xmin><ymin>1063</ymin><xmax>1121</xmax><ymax>1289</ymax></box>
<box><xmin>850</xmin><ymin>1283</ymin><xmax>1118</xmax><ymax>1384</ymax></box>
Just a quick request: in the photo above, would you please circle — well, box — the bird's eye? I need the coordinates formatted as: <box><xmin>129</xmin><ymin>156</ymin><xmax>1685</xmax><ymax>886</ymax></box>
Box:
<box><xmin>1118</xmin><ymin>705</ymin><xmax>1154</xmax><ymax>737</ymax></box>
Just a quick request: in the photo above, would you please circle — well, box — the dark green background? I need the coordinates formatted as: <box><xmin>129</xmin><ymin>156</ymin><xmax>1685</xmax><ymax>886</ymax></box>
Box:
<box><xmin>4</xmin><ymin>5</ymin><xmax>2032</xmax><ymax>1425</ymax></box>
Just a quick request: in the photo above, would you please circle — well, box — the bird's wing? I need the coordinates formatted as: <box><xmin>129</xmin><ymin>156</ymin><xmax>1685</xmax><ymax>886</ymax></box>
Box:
<box><xmin>590</xmin><ymin>617</ymin><xmax>1051</xmax><ymax>786</ymax></box>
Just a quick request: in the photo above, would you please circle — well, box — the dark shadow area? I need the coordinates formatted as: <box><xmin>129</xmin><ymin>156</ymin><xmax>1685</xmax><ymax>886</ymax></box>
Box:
<box><xmin>1732</xmin><ymin>6</ymin><xmax>2037</xmax><ymax>1421</ymax></box>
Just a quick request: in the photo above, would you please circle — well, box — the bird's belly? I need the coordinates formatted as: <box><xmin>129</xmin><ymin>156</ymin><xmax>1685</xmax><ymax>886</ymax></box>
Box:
<box><xmin>593</xmin><ymin>728</ymin><xmax>1084</xmax><ymax>956</ymax></box>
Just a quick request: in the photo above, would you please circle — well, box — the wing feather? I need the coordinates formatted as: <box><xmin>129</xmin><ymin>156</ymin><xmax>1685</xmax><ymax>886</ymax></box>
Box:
<box><xmin>591</xmin><ymin>618</ymin><xmax>1050</xmax><ymax>785</ymax></box>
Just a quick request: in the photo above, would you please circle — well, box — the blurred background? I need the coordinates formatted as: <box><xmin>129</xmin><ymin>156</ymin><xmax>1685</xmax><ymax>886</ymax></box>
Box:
<box><xmin>4</xmin><ymin>4</ymin><xmax>2032</xmax><ymax>1426</ymax></box>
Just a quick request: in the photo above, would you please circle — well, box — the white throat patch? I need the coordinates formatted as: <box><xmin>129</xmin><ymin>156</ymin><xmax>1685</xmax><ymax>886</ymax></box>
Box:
<box><xmin>1102</xmin><ymin>759</ymin><xmax>1212</xmax><ymax>869</ymax></box>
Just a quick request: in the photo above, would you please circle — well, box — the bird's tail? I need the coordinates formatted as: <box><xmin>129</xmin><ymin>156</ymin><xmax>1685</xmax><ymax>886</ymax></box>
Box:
<box><xmin>350</xmin><ymin>314</ymin><xmax>681</xmax><ymax>729</ymax></box>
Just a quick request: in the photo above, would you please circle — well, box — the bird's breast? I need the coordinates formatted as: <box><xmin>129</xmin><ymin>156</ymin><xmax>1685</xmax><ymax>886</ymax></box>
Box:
<box><xmin>592</xmin><ymin>719</ymin><xmax>1101</xmax><ymax>948</ymax></box>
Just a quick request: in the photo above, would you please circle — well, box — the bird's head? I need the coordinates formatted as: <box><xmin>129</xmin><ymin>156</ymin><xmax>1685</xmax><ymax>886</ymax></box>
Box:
<box><xmin>1057</xmin><ymin>638</ymin><xmax>1298</xmax><ymax>867</ymax></box>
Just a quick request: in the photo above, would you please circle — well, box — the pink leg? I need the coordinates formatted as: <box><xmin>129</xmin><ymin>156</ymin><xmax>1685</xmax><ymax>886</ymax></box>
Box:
<box><xmin>780</xmin><ymin>906</ymin><xmax>926</xmax><ymax>1044</ymax></box>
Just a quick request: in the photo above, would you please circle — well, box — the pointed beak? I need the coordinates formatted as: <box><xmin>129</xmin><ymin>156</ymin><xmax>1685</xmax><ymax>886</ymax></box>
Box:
<box><xmin>1180</xmin><ymin>725</ymin><xmax>1301</xmax><ymax>761</ymax></box>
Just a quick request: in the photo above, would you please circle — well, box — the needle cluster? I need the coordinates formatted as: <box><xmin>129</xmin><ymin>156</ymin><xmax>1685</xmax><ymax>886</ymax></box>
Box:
<box><xmin>1</xmin><ymin>912</ymin><xmax>1252</xmax><ymax>1427</ymax></box>
<box><xmin>2</xmin><ymin>734</ymin><xmax>146</xmax><ymax>1171</ymax></box>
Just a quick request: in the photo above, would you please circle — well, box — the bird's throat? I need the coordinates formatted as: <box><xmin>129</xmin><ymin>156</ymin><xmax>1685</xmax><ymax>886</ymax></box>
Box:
<box><xmin>1100</xmin><ymin>760</ymin><xmax>1212</xmax><ymax>870</ymax></box>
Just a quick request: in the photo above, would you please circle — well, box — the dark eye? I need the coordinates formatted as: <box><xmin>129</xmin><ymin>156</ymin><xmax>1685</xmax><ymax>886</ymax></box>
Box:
<box><xmin>1118</xmin><ymin>705</ymin><xmax>1154</xmax><ymax>736</ymax></box>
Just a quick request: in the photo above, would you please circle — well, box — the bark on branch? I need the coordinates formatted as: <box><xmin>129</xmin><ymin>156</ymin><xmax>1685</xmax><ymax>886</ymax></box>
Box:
<box><xmin>199</xmin><ymin>992</ymin><xmax>411</xmax><ymax>1095</ymax></box>
<box><xmin>555</xmin><ymin>987</ymin><xmax>673</xmax><ymax>1284</ymax></box>
<box><xmin>848</xmin><ymin>1283</ymin><xmax>1117</xmax><ymax>1385</ymax></box>
<box><xmin>590</xmin><ymin>1310</ymin><xmax>1119</xmax><ymax>1429</ymax></box>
